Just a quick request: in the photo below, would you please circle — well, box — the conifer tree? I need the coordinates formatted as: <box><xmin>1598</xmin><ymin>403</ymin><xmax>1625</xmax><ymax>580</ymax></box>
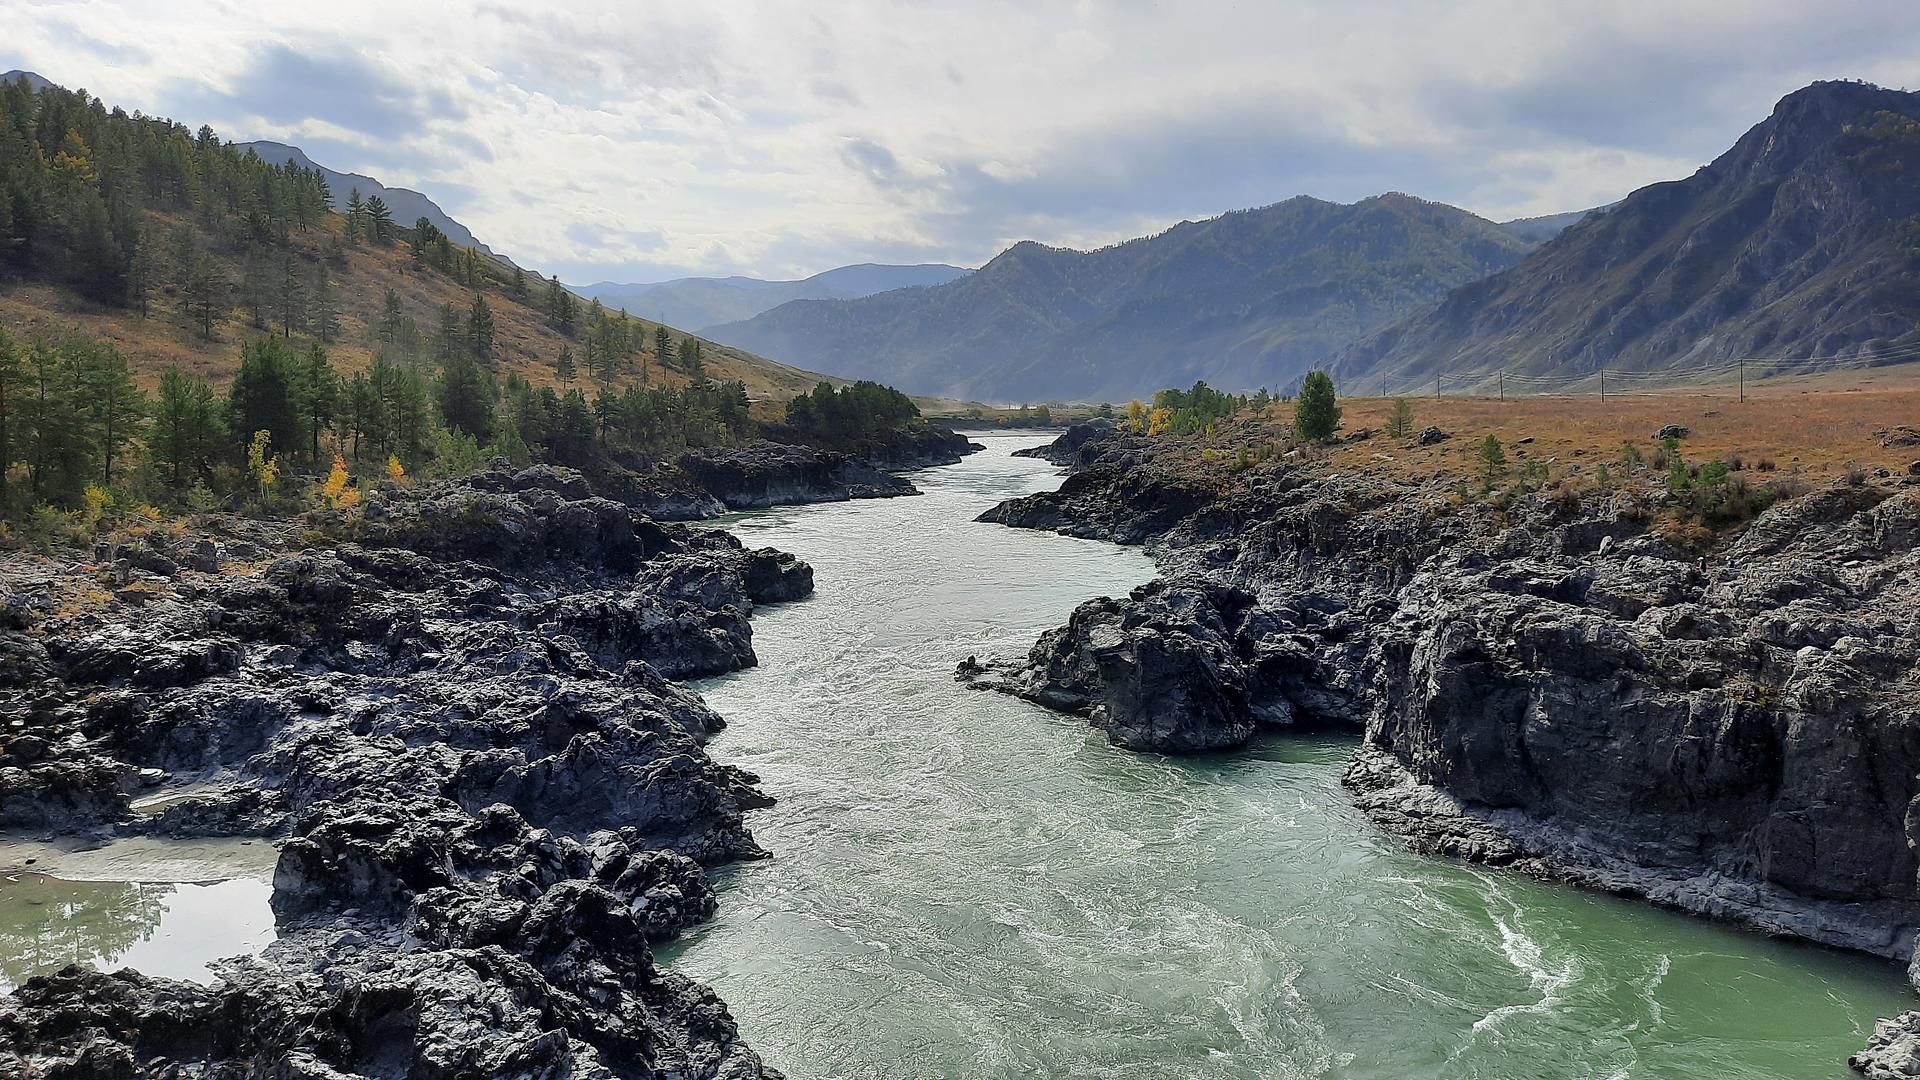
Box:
<box><xmin>365</xmin><ymin>195</ymin><xmax>394</xmax><ymax>244</ymax></box>
<box><xmin>344</xmin><ymin>189</ymin><xmax>365</xmax><ymax>243</ymax></box>
<box><xmin>70</xmin><ymin>337</ymin><xmax>146</xmax><ymax>486</ymax></box>
<box><xmin>277</xmin><ymin>254</ymin><xmax>307</xmax><ymax>338</ymax></box>
<box><xmin>468</xmin><ymin>295</ymin><xmax>495</xmax><ymax>368</ymax></box>
<box><xmin>374</xmin><ymin>289</ymin><xmax>403</xmax><ymax>347</ymax></box>
<box><xmin>1293</xmin><ymin>370</ymin><xmax>1340</xmax><ymax>442</ymax></box>
<box><xmin>296</xmin><ymin>344</ymin><xmax>338</xmax><ymax>463</ymax></box>
<box><xmin>151</xmin><ymin>367</ymin><xmax>223</xmax><ymax>488</ymax></box>
<box><xmin>555</xmin><ymin>346</ymin><xmax>577</xmax><ymax>389</ymax></box>
<box><xmin>312</xmin><ymin>264</ymin><xmax>339</xmax><ymax>342</ymax></box>
<box><xmin>654</xmin><ymin>326</ymin><xmax>674</xmax><ymax>372</ymax></box>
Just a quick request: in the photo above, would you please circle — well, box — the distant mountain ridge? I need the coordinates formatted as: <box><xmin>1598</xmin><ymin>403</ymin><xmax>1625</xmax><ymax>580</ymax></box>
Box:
<box><xmin>705</xmin><ymin>194</ymin><xmax>1536</xmax><ymax>402</ymax></box>
<box><xmin>580</xmin><ymin>263</ymin><xmax>970</xmax><ymax>332</ymax></box>
<box><xmin>236</xmin><ymin>140</ymin><xmax>497</xmax><ymax>259</ymax></box>
<box><xmin>1338</xmin><ymin>81</ymin><xmax>1920</xmax><ymax>385</ymax></box>
<box><xmin>1</xmin><ymin>70</ymin><xmax>54</xmax><ymax>93</ymax></box>
<box><xmin>1497</xmin><ymin>206</ymin><xmax>1612</xmax><ymax>245</ymax></box>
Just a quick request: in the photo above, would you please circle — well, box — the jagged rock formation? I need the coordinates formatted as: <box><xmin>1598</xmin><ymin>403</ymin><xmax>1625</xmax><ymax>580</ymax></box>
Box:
<box><xmin>976</xmin><ymin>427</ymin><xmax>1920</xmax><ymax>976</ymax></box>
<box><xmin>708</xmin><ymin>194</ymin><xmax>1534</xmax><ymax>401</ymax></box>
<box><xmin>1010</xmin><ymin>420</ymin><xmax>1117</xmax><ymax>467</ymax></box>
<box><xmin>0</xmin><ymin>464</ymin><xmax>815</xmax><ymax>1076</ymax></box>
<box><xmin>1339</xmin><ymin>81</ymin><xmax>1920</xmax><ymax>385</ymax></box>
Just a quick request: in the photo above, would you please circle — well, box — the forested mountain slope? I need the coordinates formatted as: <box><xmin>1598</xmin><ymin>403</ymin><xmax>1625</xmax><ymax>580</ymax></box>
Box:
<box><xmin>0</xmin><ymin>73</ymin><xmax>829</xmax><ymax>405</ymax></box>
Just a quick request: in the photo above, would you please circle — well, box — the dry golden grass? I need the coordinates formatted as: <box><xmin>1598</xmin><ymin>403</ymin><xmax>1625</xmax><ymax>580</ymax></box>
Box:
<box><xmin>1311</xmin><ymin>375</ymin><xmax>1920</xmax><ymax>483</ymax></box>
<box><xmin>0</xmin><ymin>213</ymin><xmax>830</xmax><ymax>408</ymax></box>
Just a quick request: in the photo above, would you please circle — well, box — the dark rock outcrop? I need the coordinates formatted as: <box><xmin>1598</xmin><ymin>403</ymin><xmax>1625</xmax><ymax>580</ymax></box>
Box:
<box><xmin>0</xmin><ymin>470</ymin><xmax>813</xmax><ymax>1076</ymax></box>
<box><xmin>976</xmin><ymin>433</ymin><xmax>1920</xmax><ymax>972</ymax></box>
<box><xmin>679</xmin><ymin>443</ymin><xmax>915</xmax><ymax>508</ymax></box>
<box><xmin>1010</xmin><ymin>420</ymin><xmax>1118</xmax><ymax>468</ymax></box>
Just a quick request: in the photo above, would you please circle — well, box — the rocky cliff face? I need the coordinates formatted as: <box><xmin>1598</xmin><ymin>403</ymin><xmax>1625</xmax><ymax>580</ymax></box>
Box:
<box><xmin>974</xmin><ymin>429</ymin><xmax>1920</xmax><ymax>982</ymax></box>
<box><xmin>1339</xmin><ymin>81</ymin><xmax>1920</xmax><ymax>385</ymax></box>
<box><xmin>0</xmin><ymin>465</ymin><xmax>815</xmax><ymax>1076</ymax></box>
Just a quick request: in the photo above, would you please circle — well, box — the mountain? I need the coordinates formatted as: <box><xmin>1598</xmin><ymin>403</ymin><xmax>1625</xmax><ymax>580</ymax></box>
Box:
<box><xmin>580</xmin><ymin>263</ymin><xmax>970</xmax><ymax>332</ymax></box>
<box><xmin>1497</xmin><ymin>207</ymin><xmax>1611</xmax><ymax>245</ymax></box>
<box><xmin>1339</xmin><ymin>81</ymin><xmax>1920</xmax><ymax>385</ymax></box>
<box><xmin>1</xmin><ymin>70</ymin><xmax>54</xmax><ymax>92</ymax></box>
<box><xmin>237</xmin><ymin>140</ymin><xmax>497</xmax><ymax>259</ymax></box>
<box><xmin>704</xmin><ymin>194</ymin><xmax>1535</xmax><ymax>402</ymax></box>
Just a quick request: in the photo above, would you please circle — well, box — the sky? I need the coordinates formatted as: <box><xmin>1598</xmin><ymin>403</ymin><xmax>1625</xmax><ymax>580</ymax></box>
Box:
<box><xmin>7</xmin><ymin>0</ymin><xmax>1920</xmax><ymax>285</ymax></box>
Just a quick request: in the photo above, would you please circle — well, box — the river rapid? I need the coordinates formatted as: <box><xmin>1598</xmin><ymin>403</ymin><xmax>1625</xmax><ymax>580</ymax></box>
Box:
<box><xmin>665</xmin><ymin>432</ymin><xmax>1913</xmax><ymax>1080</ymax></box>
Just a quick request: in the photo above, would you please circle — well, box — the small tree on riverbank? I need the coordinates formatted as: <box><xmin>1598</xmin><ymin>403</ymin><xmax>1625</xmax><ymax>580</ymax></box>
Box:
<box><xmin>1385</xmin><ymin>397</ymin><xmax>1414</xmax><ymax>439</ymax></box>
<box><xmin>1294</xmin><ymin>370</ymin><xmax>1340</xmax><ymax>442</ymax></box>
<box><xmin>1479</xmin><ymin>434</ymin><xmax>1507</xmax><ymax>492</ymax></box>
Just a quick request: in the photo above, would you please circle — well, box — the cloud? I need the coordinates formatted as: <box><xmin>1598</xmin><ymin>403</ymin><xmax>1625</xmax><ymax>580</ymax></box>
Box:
<box><xmin>8</xmin><ymin>0</ymin><xmax>1920</xmax><ymax>283</ymax></box>
<box><xmin>180</xmin><ymin>43</ymin><xmax>464</xmax><ymax>142</ymax></box>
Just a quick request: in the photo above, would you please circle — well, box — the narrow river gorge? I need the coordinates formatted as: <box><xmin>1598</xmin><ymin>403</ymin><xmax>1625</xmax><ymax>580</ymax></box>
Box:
<box><xmin>667</xmin><ymin>433</ymin><xmax>1912</xmax><ymax>1080</ymax></box>
<box><xmin>0</xmin><ymin>433</ymin><xmax>1911</xmax><ymax>1079</ymax></box>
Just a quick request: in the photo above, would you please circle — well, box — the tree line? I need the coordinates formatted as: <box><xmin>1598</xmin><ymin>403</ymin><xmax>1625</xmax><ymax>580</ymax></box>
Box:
<box><xmin>0</xmin><ymin>318</ymin><xmax>764</xmax><ymax>521</ymax></box>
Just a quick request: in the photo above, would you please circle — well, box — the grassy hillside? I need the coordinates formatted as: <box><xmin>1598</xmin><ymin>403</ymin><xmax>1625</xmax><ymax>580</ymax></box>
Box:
<box><xmin>0</xmin><ymin>213</ymin><xmax>829</xmax><ymax>408</ymax></box>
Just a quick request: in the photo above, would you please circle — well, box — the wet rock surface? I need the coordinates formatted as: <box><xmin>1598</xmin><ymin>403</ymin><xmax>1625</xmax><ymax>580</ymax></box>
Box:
<box><xmin>0</xmin><ymin>465</ymin><xmax>813</xmax><ymax>1077</ymax></box>
<box><xmin>977</xmin><ymin>424</ymin><xmax>1920</xmax><ymax>979</ymax></box>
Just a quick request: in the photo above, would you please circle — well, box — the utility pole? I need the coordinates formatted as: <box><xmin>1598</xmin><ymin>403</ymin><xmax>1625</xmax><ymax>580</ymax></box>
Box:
<box><xmin>1436</xmin><ymin>373</ymin><xmax>1442</xmax><ymax>399</ymax></box>
<box><xmin>1739</xmin><ymin>359</ymin><xmax>1745</xmax><ymax>403</ymax></box>
<box><xmin>1600</xmin><ymin>368</ymin><xmax>1606</xmax><ymax>402</ymax></box>
<box><xmin>1498</xmin><ymin>372</ymin><xmax>1505</xmax><ymax>402</ymax></box>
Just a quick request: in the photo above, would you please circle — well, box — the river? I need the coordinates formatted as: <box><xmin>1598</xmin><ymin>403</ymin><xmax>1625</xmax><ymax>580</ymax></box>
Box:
<box><xmin>663</xmin><ymin>431</ymin><xmax>1913</xmax><ymax>1080</ymax></box>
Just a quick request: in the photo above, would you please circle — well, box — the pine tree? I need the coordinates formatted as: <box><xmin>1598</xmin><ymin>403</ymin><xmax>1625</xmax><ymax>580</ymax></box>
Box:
<box><xmin>151</xmin><ymin>367</ymin><xmax>223</xmax><ymax>488</ymax></box>
<box><xmin>439</xmin><ymin>349</ymin><xmax>492</xmax><ymax>439</ymax></box>
<box><xmin>70</xmin><ymin>337</ymin><xmax>146</xmax><ymax>486</ymax></box>
<box><xmin>654</xmin><ymin>326</ymin><xmax>674</xmax><ymax>372</ymax></box>
<box><xmin>511</xmin><ymin>266</ymin><xmax>528</xmax><ymax>299</ymax></box>
<box><xmin>21</xmin><ymin>341</ymin><xmax>88</xmax><ymax>500</ymax></box>
<box><xmin>296</xmin><ymin>344</ymin><xmax>338</xmax><ymax>463</ymax></box>
<box><xmin>1293</xmin><ymin>370</ymin><xmax>1340</xmax><ymax>442</ymax></box>
<box><xmin>277</xmin><ymin>254</ymin><xmax>307</xmax><ymax>338</ymax></box>
<box><xmin>1479</xmin><ymin>435</ymin><xmax>1507</xmax><ymax>492</ymax></box>
<box><xmin>377</xmin><ymin>289</ymin><xmax>405</xmax><ymax>346</ymax></box>
<box><xmin>683</xmin><ymin>338</ymin><xmax>705</xmax><ymax>382</ymax></box>
<box><xmin>555</xmin><ymin>346</ymin><xmax>577</xmax><ymax>389</ymax></box>
<box><xmin>0</xmin><ymin>326</ymin><xmax>19</xmax><ymax>499</ymax></box>
<box><xmin>468</xmin><ymin>295</ymin><xmax>495</xmax><ymax>368</ymax></box>
<box><xmin>365</xmin><ymin>195</ymin><xmax>394</xmax><ymax>245</ymax></box>
<box><xmin>1384</xmin><ymin>397</ymin><xmax>1414</xmax><ymax>439</ymax></box>
<box><xmin>312</xmin><ymin>264</ymin><xmax>339</xmax><ymax>343</ymax></box>
<box><xmin>344</xmin><ymin>188</ymin><xmax>365</xmax><ymax>243</ymax></box>
<box><xmin>127</xmin><ymin>224</ymin><xmax>163</xmax><ymax>318</ymax></box>
<box><xmin>435</xmin><ymin>302</ymin><xmax>465</xmax><ymax>365</ymax></box>
<box><xmin>411</xmin><ymin>217</ymin><xmax>438</xmax><ymax>263</ymax></box>
<box><xmin>184</xmin><ymin>259</ymin><xmax>227</xmax><ymax>341</ymax></box>
<box><xmin>228</xmin><ymin>337</ymin><xmax>300</xmax><ymax>458</ymax></box>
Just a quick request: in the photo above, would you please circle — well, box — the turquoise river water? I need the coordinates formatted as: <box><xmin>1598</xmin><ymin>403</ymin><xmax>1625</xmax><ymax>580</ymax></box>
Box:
<box><xmin>663</xmin><ymin>432</ymin><xmax>1915</xmax><ymax>1080</ymax></box>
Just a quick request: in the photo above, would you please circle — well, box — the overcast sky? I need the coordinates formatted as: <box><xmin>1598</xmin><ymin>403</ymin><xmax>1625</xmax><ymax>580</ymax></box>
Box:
<box><xmin>7</xmin><ymin>0</ymin><xmax>1920</xmax><ymax>284</ymax></box>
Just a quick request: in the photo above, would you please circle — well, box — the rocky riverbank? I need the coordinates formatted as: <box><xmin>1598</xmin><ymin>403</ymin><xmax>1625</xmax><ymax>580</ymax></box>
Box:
<box><xmin>968</xmin><ymin>422</ymin><xmax>1920</xmax><ymax>1070</ymax></box>
<box><xmin>637</xmin><ymin>424</ymin><xmax>982</xmax><ymax>516</ymax></box>
<box><xmin>0</xmin><ymin>461</ymin><xmax>851</xmax><ymax>1076</ymax></box>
